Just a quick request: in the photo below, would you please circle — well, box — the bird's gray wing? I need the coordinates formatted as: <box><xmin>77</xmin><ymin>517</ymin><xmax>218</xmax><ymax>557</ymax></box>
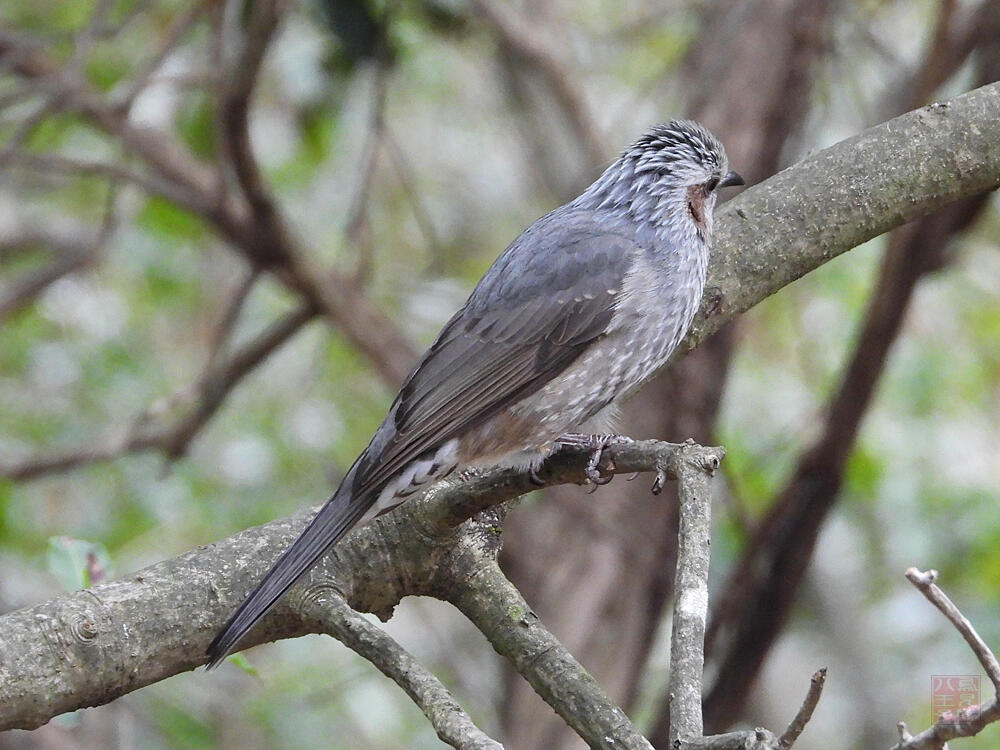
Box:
<box><xmin>205</xmin><ymin>210</ymin><xmax>638</xmax><ymax>666</ymax></box>
<box><xmin>352</xmin><ymin>210</ymin><xmax>638</xmax><ymax>496</ymax></box>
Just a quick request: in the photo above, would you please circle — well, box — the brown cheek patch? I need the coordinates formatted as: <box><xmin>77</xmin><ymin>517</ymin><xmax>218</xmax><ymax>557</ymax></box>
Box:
<box><xmin>686</xmin><ymin>185</ymin><xmax>706</xmax><ymax>231</ymax></box>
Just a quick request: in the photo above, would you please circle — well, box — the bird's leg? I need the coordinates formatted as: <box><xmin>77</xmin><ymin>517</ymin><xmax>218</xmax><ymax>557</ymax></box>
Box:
<box><xmin>555</xmin><ymin>433</ymin><xmax>634</xmax><ymax>486</ymax></box>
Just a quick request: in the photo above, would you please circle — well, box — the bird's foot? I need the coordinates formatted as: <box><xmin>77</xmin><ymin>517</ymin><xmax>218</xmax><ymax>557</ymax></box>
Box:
<box><xmin>456</xmin><ymin>466</ymin><xmax>484</xmax><ymax>482</ymax></box>
<box><xmin>555</xmin><ymin>433</ymin><xmax>634</xmax><ymax>487</ymax></box>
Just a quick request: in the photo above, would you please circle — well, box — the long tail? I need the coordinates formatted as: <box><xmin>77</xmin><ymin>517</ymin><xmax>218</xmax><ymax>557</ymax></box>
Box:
<box><xmin>206</xmin><ymin>461</ymin><xmax>372</xmax><ymax>667</ymax></box>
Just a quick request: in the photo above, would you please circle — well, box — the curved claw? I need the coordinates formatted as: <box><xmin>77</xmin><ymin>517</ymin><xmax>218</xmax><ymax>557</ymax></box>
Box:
<box><xmin>555</xmin><ymin>432</ymin><xmax>634</xmax><ymax>490</ymax></box>
<box><xmin>650</xmin><ymin>470</ymin><xmax>667</xmax><ymax>495</ymax></box>
<box><xmin>585</xmin><ymin>467</ymin><xmax>614</xmax><ymax>486</ymax></box>
<box><xmin>529</xmin><ymin>464</ymin><xmax>546</xmax><ymax>486</ymax></box>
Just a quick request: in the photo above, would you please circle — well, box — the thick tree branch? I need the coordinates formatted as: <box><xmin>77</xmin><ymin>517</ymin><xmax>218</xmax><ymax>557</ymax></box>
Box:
<box><xmin>702</xmin><ymin>45</ymin><xmax>1000</xmax><ymax>728</ymax></box>
<box><xmin>0</xmin><ymin>440</ymin><xmax>692</xmax><ymax>731</ymax></box>
<box><xmin>669</xmin><ymin>445</ymin><xmax>724</xmax><ymax>745</ymax></box>
<box><xmin>662</xmin><ymin>445</ymin><xmax>824</xmax><ymax>750</ymax></box>
<box><xmin>686</xmin><ymin>81</ymin><xmax>1000</xmax><ymax>354</ymax></box>
<box><xmin>1</xmin><ymin>85</ymin><xmax>999</xmax><ymax>731</ymax></box>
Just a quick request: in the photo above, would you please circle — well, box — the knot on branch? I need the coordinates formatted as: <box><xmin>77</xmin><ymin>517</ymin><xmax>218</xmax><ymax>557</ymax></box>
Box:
<box><xmin>666</xmin><ymin>440</ymin><xmax>726</xmax><ymax>478</ymax></box>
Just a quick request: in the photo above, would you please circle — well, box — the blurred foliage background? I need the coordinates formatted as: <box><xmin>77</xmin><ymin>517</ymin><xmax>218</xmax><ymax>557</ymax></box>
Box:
<box><xmin>1</xmin><ymin>0</ymin><xmax>999</xmax><ymax>748</ymax></box>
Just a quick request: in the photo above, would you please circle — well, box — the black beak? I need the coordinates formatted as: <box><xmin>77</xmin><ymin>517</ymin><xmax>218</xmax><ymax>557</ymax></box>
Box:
<box><xmin>718</xmin><ymin>170</ymin><xmax>745</xmax><ymax>188</ymax></box>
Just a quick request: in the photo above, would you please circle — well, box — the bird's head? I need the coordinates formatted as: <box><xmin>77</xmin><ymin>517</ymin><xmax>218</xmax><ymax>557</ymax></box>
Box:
<box><xmin>628</xmin><ymin>120</ymin><xmax>744</xmax><ymax>238</ymax></box>
<box><xmin>580</xmin><ymin>119</ymin><xmax>744</xmax><ymax>240</ymax></box>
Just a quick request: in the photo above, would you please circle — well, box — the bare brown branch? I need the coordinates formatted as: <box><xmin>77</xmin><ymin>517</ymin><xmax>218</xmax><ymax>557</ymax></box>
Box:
<box><xmin>0</xmin><ymin>26</ymin><xmax>221</xmax><ymax>204</ymax></box>
<box><xmin>0</xmin><ymin>187</ymin><xmax>117</xmax><ymax>322</ymax></box>
<box><xmin>778</xmin><ymin>668</ymin><xmax>827</xmax><ymax>749</ymax></box>
<box><xmin>0</xmin><ymin>19</ymin><xmax>418</xmax><ymax>387</ymax></box>
<box><xmin>889</xmin><ymin>570</ymin><xmax>1000</xmax><ymax>749</ymax></box>
<box><xmin>0</xmin><ymin>246</ymin><xmax>95</xmax><ymax>323</ymax></box>
<box><xmin>469</xmin><ymin>0</ymin><xmax>607</xmax><ymax>168</ymax></box>
<box><xmin>114</xmin><ymin>0</ymin><xmax>209</xmax><ymax>112</ymax></box>
<box><xmin>313</xmin><ymin>594</ymin><xmax>504</xmax><ymax>750</ymax></box>
<box><xmin>700</xmin><ymin>29</ymin><xmax>1000</xmax><ymax>728</ymax></box>
<box><xmin>1</xmin><ymin>82</ymin><xmax>999</xmax><ymax>743</ymax></box>
<box><xmin>344</xmin><ymin>67</ymin><xmax>388</xmax><ymax>285</ymax></box>
<box><xmin>905</xmin><ymin>569</ymin><xmax>1000</xmax><ymax>690</ymax></box>
<box><xmin>218</xmin><ymin>0</ymin><xmax>292</xmax><ymax>267</ymax></box>
<box><xmin>148</xmin><ymin>301</ymin><xmax>317</xmax><ymax>463</ymax></box>
<box><xmin>668</xmin><ymin>445</ymin><xmax>725</xmax><ymax>745</ymax></box>
<box><xmin>1</xmin><ymin>151</ymin><xmax>208</xmax><ymax>211</ymax></box>
<box><xmin>0</xmin><ymin>303</ymin><xmax>316</xmax><ymax>480</ymax></box>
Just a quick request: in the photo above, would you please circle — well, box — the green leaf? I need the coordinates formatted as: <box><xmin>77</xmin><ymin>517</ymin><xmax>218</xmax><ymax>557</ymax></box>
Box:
<box><xmin>137</xmin><ymin>195</ymin><xmax>207</xmax><ymax>241</ymax></box>
<box><xmin>176</xmin><ymin>95</ymin><xmax>216</xmax><ymax>159</ymax></box>
<box><xmin>227</xmin><ymin>651</ymin><xmax>261</xmax><ymax>677</ymax></box>
<box><xmin>85</xmin><ymin>46</ymin><xmax>131</xmax><ymax>92</ymax></box>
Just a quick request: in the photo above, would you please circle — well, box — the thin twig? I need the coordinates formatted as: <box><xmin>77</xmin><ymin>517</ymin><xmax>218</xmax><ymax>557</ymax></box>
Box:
<box><xmin>202</xmin><ymin>266</ymin><xmax>261</xmax><ymax>372</ymax></box>
<box><xmin>220</xmin><ymin>0</ymin><xmax>287</xmax><ymax>241</ymax></box>
<box><xmin>382</xmin><ymin>125</ymin><xmax>442</xmax><ymax>264</ymax></box>
<box><xmin>114</xmin><ymin>0</ymin><xmax>209</xmax><ymax>113</ymax></box>
<box><xmin>469</xmin><ymin>0</ymin><xmax>607</xmax><ymax>168</ymax></box>
<box><xmin>905</xmin><ymin>569</ymin><xmax>1000</xmax><ymax>689</ymax></box>
<box><xmin>778</xmin><ymin>668</ymin><xmax>827</xmax><ymax>748</ymax></box>
<box><xmin>208</xmin><ymin>0</ymin><xmax>228</xmax><ymax>196</ymax></box>
<box><xmin>888</xmin><ymin>569</ymin><xmax>1000</xmax><ymax>749</ymax></box>
<box><xmin>71</xmin><ymin>0</ymin><xmax>117</xmax><ymax>69</ymax></box>
<box><xmin>133</xmin><ymin>300</ymin><xmax>318</xmax><ymax>463</ymax></box>
<box><xmin>0</xmin><ymin>224</ymin><xmax>95</xmax><ymax>262</ymax></box>
<box><xmin>0</xmin><ymin>247</ymin><xmax>95</xmax><ymax>323</ymax></box>
<box><xmin>98</xmin><ymin>0</ymin><xmax>156</xmax><ymax>40</ymax></box>
<box><xmin>0</xmin><ymin>85</ymin><xmax>37</xmax><ymax>112</ymax></box>
<box><xmin>0</xmin><ymin>26</ymin><xmax>220</xmax><ymax>201</ymax></box>
<box><xmin>0</xmin><ymin>303</ymin><xmax>317</xmax><ymax>480</ymax></box>
<box><xmin>310</xmin><ymin>594</ymin><xmax>504</xmax><ymax>750</ymax></box>
<box><xmin>1</xmin><ymin>150</ymin><xmax>211</xmax><ymax>214</ymax></box>
<box><xmin>345</xmin><ymin>65</ymin><xmax>388</xmax><ymax>285</ymax></box>
<box><xmin>0</xmin><ymin>96</ymin><xmax>61</xmax><ymax>161</ymax></box>
<box><xmin>0</xmin><ymin>183</ymin><xmax>117</xmax><ymax>322</ymax></box>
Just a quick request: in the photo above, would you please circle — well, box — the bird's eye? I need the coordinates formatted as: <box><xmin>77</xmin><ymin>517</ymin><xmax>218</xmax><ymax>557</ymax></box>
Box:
<box><xmin>705</xmin><ymin>176</ymin><xmax>720</xmax><ymax>192</ymax></box>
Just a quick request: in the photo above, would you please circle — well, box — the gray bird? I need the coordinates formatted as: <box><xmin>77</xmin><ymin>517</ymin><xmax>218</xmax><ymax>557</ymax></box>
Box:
<box><xmin>207</xmin><ymin>119</ymin><xmax>743</xmax><ymax>666</ymax></box>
